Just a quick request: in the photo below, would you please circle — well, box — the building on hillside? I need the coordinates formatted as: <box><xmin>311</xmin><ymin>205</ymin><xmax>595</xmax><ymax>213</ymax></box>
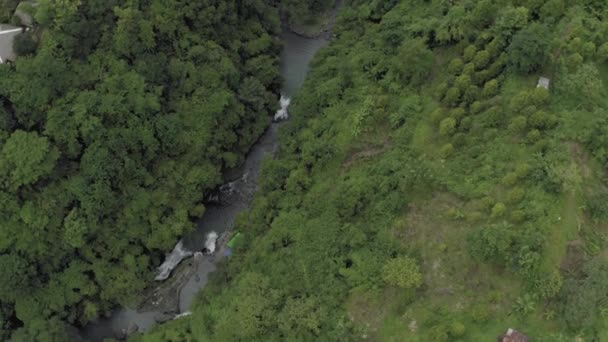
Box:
<box><xmin>537</xmin><ymin>76</ymin><xmax>550</xmax><ymax>89</ymax></box>
<box><xmin>498</xmin><ymin>328</ymin><xmax>529</xmax><ymax>342</ymax></box>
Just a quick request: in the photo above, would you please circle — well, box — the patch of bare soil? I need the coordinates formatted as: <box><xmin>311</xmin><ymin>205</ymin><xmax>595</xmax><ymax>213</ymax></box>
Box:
<box><xmin>570</xmin><ymin>143</ymin><xmax>591</xmax><ymax>179</ymax></box>
<box><xmin>560</xmin><ymin>239</ymin><xmax>586</xmax><ymax>276</ymax></box>
<box><xmin>342</xmin><ymin>139</ymin><xmax>392</xmax><ymax>170</ymax></box>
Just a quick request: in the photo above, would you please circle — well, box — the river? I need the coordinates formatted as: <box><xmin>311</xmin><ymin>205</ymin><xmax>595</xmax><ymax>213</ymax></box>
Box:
<box><xmin>79</xmin><ymin>31</ymin><xmax>328</xmax><ymax>341</ymax></box>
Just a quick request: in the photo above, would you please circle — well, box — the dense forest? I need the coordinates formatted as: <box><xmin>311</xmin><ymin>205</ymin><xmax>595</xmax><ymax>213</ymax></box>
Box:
<box><xmin>3</xmin><ymin>0</ymin><xmax>608</xmax><ymax>341</ymax></box>
<box><xmin>0</xmin><ymin>0</ymin><xmax>285</xmax><ymax>340</ymax></box>
<box><xmin>137</xmin><ymin>0</ymin><xmax>608</xmax><ymax>341</ymax></box>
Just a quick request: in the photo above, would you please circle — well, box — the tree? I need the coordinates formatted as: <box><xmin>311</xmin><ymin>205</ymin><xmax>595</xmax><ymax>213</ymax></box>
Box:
<box><xmin>482</xmin><ymin>79</ymin><xmax>499</xmax><ymax>97</ymax></box>
<box><xmin>13</xmin><ymin>33</ymin><xmax>38</xmax><ymax>57</ymax></box>
<box><xmin>467</xmin><ymin>223</ymin><xmax>515</xmax><ymax>264</ymax></box>
<box><xmin>393</xmin><ymin>38</ymin><xmax>434</xmax><ymax>86</ymax></box>
<box><xmin>473</xmin><ymin>50</ymin><xmax>490</xmax><ymax>69</ymax></box>
<box><xmin>557</xmin><ymin>64</ymin><xmax>604</xmax><ymax>108</ymax></box>
<box><xmin>382</xmin><ymin>256</ymin><xmax>423</xmax><ymax>289</ymax></box>
<box><xmin>560</xmin><ymin>257</ymin><xmax>608</xmax><ymax>330</ymax></box>
<box><xmin>463</xmin><ymin>45</ymin><xmax>477</xmax><ymax>63</ymax></box>
<box><xmin>10</xmin><ymin>317</ymin><xmax>69</xmax><ymax>342</ymax></box>
<box><xmin>439</xmin><ymin>118</ymin><xmax>456</xmax><ymax>136</ymax></box>
<box><xmin>0</xmin><ymin>130</ymin><xmax>58</xmax><ymax>190</ymax></box>
<box><xmin>507</xmin><ymin>23</ymin><xmax>550</xmax><ymax>73</ymax></box>
<box><xmin>448</xmin><ymin>58</ymin><xmax>464</xmax><ymax>74</ymax></box>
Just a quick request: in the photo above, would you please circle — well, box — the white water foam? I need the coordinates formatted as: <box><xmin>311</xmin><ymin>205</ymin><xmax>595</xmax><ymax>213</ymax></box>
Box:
<box><xmin>203</xmin><ymin>231</ymin><xmax>218</xmax><ymax>255</ymax></box>
<box><xmin>273</xmin><ymin>95</ymin><xmax>290</xmax><ymax>121</ymax></box>
<box><xmin>155</xmin><ymin>240</ymin><xmax>193</xmax><ymax>281</ymax></box>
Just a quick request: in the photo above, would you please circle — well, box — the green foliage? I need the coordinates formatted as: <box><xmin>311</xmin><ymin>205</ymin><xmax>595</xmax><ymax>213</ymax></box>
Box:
<box><xmin>507</xmin><ymin>23</ymin><xmax>550</xmax><ymax>73</ymax></box>
<box><xmin>556</xmin><ymin>64</ymin><xmax>604</xmax><ymax>108</ymax></box>
<box><xmin>11</xmin><ymin>0</ymin><xmax>604</xmax><ymax>340</ymax></box>
<box><xmin>13</xmin><ymin>33</ymin><xmax>38</xmax><ymax>57</ymax></box>
<box><xmin>392</xmin><ymin>38</ymin><xmax>434</xmax><ymax>86</ymax></box>
<box><xmin>586</xmin><ymin>190</ymin><xmax>608</xmax><ymax>222</ymax></box>
<box><xmin>0</xmin><ymin>0</ymin><xmax>282</xmax><ymax>338</ymax></box>
<box><xmin>382</xmin><ymin>256</ymin><xmax>423</xmax><ymax>289</ymax></box>
<box><xmin>560</xmin><ymin>257</ymin><xmax>608</xmax><ymax>331</ymax></box>
<box><xmin>467</xmin><ymin>223</ymin><xmax>515</xmax><ymax>264</ymax></box>
<box><xmin>0</xmin><ymin>0</ymin><xmax>18</xmax><ymax>22</ymax></box>
<box><xmin>439</xmin><ymin>118</ymin><xmax>456</xmax><ymax>136</ymax></box>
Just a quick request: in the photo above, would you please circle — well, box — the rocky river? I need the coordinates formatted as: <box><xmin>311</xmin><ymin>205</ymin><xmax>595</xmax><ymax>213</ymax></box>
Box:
<box><xmin>79</xmin><ymin>30</ymin><xmax>329</xmax><ymax>342</ymax></box>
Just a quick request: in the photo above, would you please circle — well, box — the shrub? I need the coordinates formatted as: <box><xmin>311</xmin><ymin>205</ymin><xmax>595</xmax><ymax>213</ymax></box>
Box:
<box><xmin>586</xmin><ymin>191</ymin><xmax>608</xmax><ymax>222</ymax></box>
<box><xmin>454</xmin><ymin>74</ymin><xmax>471</xmax><ymax>91</ymax></box>
<box><xmin>13</xmin><ymin>32</ymin><xmax>37</xmax><ymax>57</ymax></box>
<box><xmin>566</xmin><ymin>53</ymin><xmax>583</xmax><ymax>70</ymax></box>
<box><xmin>598</xmin><ymin>42</ymin><xmax>608</xmax><ymax>61</ymax></box>
<box><xmin>491</xmin><ymin>202</ymin><xmax>506</xmax><ymax>217</ymax></box>
<box><xmin>449</xmin><ymin>108</ymin><xmax>465</xmax><ymax>120</ymax></box>
<box><xmin>463</xmin><ymin>45</ymin><xmax>477</xmax><ymax>62</ymax></box>
<box><xmin>473</xmin><ymin>50</ymin><xmax>490</xmax><ymax>69</ymax></box>
<box><xmin>450</xmin><ymin>322</ymin><xmax>466</xmax><ymax>337</ymax></box>
<box><xmin>382</xmin><ymin>256</ymin><xmax>423</xmax><ymax>289</ymax></box>
<box><xmin>482</xmin><ymin>79</ymin><xmax>499</xmax><ymax>97</ymax></box>
<box><xmin>463</xmin><ymin>85</ymin><xmax>480</xmax><ymax>104</ymax></box>
<box><xmin>508</xmin><ymin>116</ymin><xmax>527</xmax><ymax>133</ymax></box>
<box><xmin>430</xmin><ymin>108</ymin><xmax>445</xmax><ymax>124</ymax></box>
<box><xmin>439</xmin><ymin>143</ymin><xmax>454</xmax><ymax>158</ymax></box>
<box><xmin>443</xmin><ymin>87</ymin><xmax>461</xmax><ymax>106</ymax></box>
<box><xmin>582</xmin><ymin>41</ymin><xmax>596</xmax><ymax>59</ymax></box>
<box><xmin>448</xmin><ymin>58</ymin><xmax>464</xmax><ymax>74</ymax></box>
<box><xmin>530</xmin><ymin>87</ymin><xmax>550</xmax><ymax>106</ymax></box>
<box><xmin>462</xmin><ymin>62</ymin><xmax>476</xmax><ymax>75</ymax></box>
<box><xmin>527</xmin><ymin>129</ymin><xmax>541</xmax><ymax>143</ymax></box>
<box><xmin>506</xmin><ymin>187</ymin><xmax>525</xmax><ymax>203</ymax></box>
<box><xmin>470</xmin><ymin>101</ymin><xmax>483</xmax><ymax>114</ymax></box>
<box><xmin>439</xmin><ymin>118</ymin><xmax>456</xmax><ymax>136</ymax></box>
<box><xmin>507</xmin><ymin>23</ymin><xmax>550</xmax><ymax>73</ymax></box>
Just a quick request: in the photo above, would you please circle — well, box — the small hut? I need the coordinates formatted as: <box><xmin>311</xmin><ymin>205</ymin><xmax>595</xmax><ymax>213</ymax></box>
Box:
<box><xmin>537</xmin><ymin>76</ymin><xmax>550</xmax><ymax>89</ymax></box>
<box><xmin>498</xmin><ymin>328</ymin><xmax>529</xmax><ymax>342</ymax></box>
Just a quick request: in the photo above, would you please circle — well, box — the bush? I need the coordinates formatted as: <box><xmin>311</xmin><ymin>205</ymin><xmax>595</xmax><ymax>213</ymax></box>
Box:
<box><xmin>473</xmin><ymin>50</ymin><xmax>490</xmax><ymax>69</ymax></box>
<box><xmin>470</xmin><ymin>101</ymin><xmax>483</xmax><ymax>114</ymax></box>
<box><xmin>463</xmin><ymin>45</ymin><xmax>477</xmax><ymax>62</ymax></box>
<box><xmin>382</xmin><ymin>256</ymin><xmax>423</xmax><ymax>289</ymax></box>
<box><xmin>506</xmin><ymin>187</ymin><xmax>525</xmax><ymax>204</ymax></box>
<box><xmin>507</xmin><ymin>23</ymin><xmax>550</xmax><ymax>73</ymax></box>
<box><xmin>454</xmin><ymin>74</ymin><xmax>471</xmax><ymax>91</ymax></box>
<box><xmin>462</xmin><ymin>62</ymin><xmax>476</xmax><ymax>75</ymax></box>
<box><xmin>439</xmin><ymin>143</ymin><xmax>454</xmax><ymax>158</ymax></box>
<box><xmin>482</xmin><ymin>79</ymin><xmax>499</xmax><ymax>97</ymax></box>
<box><xmin>527</xmin><ymin>129</ymin><xmax>541</xmax><ymax>143</ymax></box>
<box><xmin>450</xmin><ymin>322</ymin><xmax>466</xmax><ymax>337</ymax></box>
<box><xmin>598</xmin><ymin>42</ymin><xmax>608</xmax><ymax>61</ymax></box>
<box><xmin>448</xmin><ymin>58</ymin><xmax>464</xmax><ymax>74</ymax></box>
<box><xmin>586</xmin><ymin>191</ymin><xmax>608</xmax><ymax>222</ymax></box>
<box><xmin>508</xmin><ymin>116</ymin><xmax>527</xmax><ymax>133</ymax></box>
<box><xmin>582</xmin><ymin>42</ymin><xmax>596</xmax><ymax>59</ymax></box>
<box><xmin>491</xmin><ymin>202</ymin><xmax>506</xmax><ymax>217</ymax></box>
<box><xmin>13</xmin><ymin>32</ymin><xmax>37</xmax><ymax>57</ymax></box>
<box><xmin>443</xmin><ymin>87</ymin><xmax>461</xmax><ymax>106</ymax></box>
<box><xmin>439</xmin><ymin>118</ymin><xmax>456</xmax><ymax>136</ymax></box>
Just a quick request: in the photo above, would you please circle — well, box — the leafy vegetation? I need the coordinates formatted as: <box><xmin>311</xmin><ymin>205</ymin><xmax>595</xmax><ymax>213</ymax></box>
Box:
<box><xmin>138</xmin><ymin>0</ymin><xmax>608</xmax><ymax>341</ymax></box>
<box><xmin>0</xmin><ymin>0</ymin><xmax>282</xmax><ymax>339</ymax></box>
<box><xmin>3</xmin><ymin>0</ymin><xmax>608</xmax><ymax>341</ymax></box>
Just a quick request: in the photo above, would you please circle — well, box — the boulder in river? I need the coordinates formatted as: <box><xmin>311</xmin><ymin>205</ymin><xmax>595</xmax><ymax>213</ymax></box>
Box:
<box><xmin>126</xmin><ymin>323</ymin><xmax>139</xmax><ymax>335</ymax></box>
<box><xmin>154</xmin><ymin>312</ymin><xmax>174</xmax><ymax>323</ymax></box>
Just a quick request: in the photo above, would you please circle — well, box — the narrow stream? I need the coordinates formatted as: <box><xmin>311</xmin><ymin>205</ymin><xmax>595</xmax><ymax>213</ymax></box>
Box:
<box><xmin>79</xmin><ymin>31</ymin><xmax>328</xmax><ymax>341</ymax></box>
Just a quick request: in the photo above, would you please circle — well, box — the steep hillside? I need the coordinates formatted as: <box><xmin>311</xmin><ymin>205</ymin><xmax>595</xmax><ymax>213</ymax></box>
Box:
<box><xmin>0</xmin><ymin>1</ymin><xmax>281</xmax><ymax>339</ymax></box>
<box><xmin>139</xmin><ymin>1</ymin><xmax>608</xmax><ymax>341</ymax></box>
